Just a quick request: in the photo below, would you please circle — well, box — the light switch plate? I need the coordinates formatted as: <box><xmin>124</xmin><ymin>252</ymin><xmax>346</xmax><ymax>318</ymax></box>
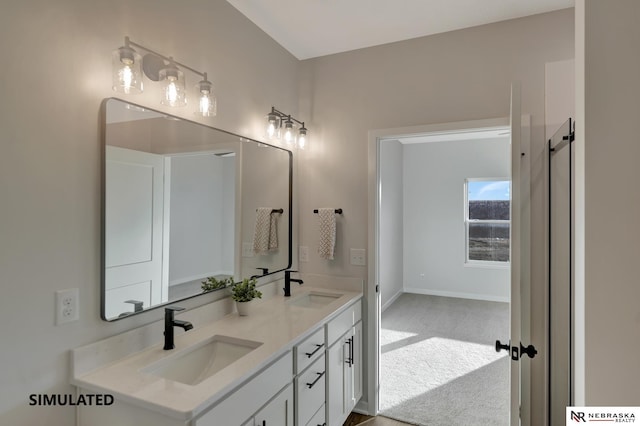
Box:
<box><xmin>350</xmin><ymin>248</ymin><xmax>366</xmax><ymax>266</ymax></box>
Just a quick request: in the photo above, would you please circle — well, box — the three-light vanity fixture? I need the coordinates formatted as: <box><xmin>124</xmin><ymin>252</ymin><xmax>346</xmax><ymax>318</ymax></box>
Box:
<box><xmin>266</xmin><ymin>107</ymin><xmax>308</xmax><ymax>149</ymax></box>
<box><xmin>112</xmin><ymin>36</ymin><xmax>216</xmax><ymax>117</ymax></box>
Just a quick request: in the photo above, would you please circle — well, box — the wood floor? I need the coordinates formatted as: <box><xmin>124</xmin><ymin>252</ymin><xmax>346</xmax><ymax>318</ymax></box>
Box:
<box><xmin>343</xmin><ymin>412</ymin><xmax>415</xmax><ymax>425</ymax></box>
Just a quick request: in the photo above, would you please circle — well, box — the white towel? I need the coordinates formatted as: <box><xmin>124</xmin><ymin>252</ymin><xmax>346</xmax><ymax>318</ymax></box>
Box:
<box><xmin>253</xmin><ymin>208</ymin><xmax>279</xmax><ymax>254</ymax></box>
<box><xmin>317</xmin><ymin>208</ymin><xmax>336</xmax><ymax>260</ymax></box>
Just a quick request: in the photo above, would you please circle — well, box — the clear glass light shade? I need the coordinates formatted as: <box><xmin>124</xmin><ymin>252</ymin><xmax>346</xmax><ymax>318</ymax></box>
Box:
<box><xmin>196</xmin><ymin>80</ymin><xmax>217</xmax><ymax>117</ymax></box>
<box><xmin>298</xmin><ymin>128</ymin><xmax>308</xmax><ymax>149</ymax></box>
<box><xmin>283</xmin><ymin>120</ymin><xmax>295</xmax><ymax>144</ymax></box>
<box><xmin>112</xmin><ymin>46</ymin><xmax>143</xmax><ymax>94</ymax></box>
<box><xmin>266</xmin><ymin>113</ymin><xmax>280</xmax><ymax>139</ymax></box>
<box><xmin>159</xmin><ymin>64</ymin><xmax>186</xmax><ymax>107</ymax></box>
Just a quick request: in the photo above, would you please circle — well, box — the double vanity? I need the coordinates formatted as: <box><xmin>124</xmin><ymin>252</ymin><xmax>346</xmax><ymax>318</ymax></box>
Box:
<box><xmin>72</xmin><ymin>282</ymin><xmax>363</xmax><ymax>426</ymax></box>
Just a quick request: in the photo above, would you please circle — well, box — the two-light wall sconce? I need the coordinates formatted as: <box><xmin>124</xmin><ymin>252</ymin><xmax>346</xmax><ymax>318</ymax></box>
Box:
<box><xmin>266</xmin><ymin>107</ymin><xmax>308</xmax><ymax>149</ymax></box>
<box><xmin>112</xmin><ymin>36</ymin><xmax>216</xmax><ymax>117</ymax></box>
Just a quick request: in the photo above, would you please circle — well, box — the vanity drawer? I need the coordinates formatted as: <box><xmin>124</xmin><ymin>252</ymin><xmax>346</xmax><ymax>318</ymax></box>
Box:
<box><xmin>326</xmin><ymin>300</ymin><xmax>361</xmax><ymax>346</ymax></box>
<box><xmin>295</xmin><ymin>327</ymin><xmax>325</xmax><ymax>374</ymax></box>
<box><xmin>295</xmin><ymin>354</ymin><xmax>326</xmax><ymax>426</ymax></box>
<box><xmin>194</xmin><ymin>351</ymin><xmax>293</xmax><ymax>426</ymax></box>
<box><xmin>306</xmin><ymin>404</ymin><xmax>325</xmax><ymax>426</ymax></box>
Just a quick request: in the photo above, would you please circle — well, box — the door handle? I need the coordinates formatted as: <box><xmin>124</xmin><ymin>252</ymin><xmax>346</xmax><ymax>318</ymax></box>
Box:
<box><xmin>520</xmin><ymin>343</ymin><xmax>538</xmax><ymax>359</ymax></box>
<box><xmin>495</xmin><ymin>339</ymin><xmax>519</xmax><ymax>360</ymax></box>
<box><xmin>496</xmin><ymin>339</ymin><xmax>537</xmax><ymax>361</ymax></box>
<box><xmin>495</xmin><ymin>339</ymin><xmax>510</xmax><ymax>353</ymax></box>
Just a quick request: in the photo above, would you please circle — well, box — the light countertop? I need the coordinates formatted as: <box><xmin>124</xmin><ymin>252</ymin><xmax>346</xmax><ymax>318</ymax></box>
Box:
<box><xmin>71</xmin><ymin>286</ymin><xmax>362</xmax><ymax>420</ymax></box>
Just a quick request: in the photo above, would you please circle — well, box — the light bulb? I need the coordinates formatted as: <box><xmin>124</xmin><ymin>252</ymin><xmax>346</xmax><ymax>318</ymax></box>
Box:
<box><xmin>159</xmin><ymin>61</ymin><xmax>186</xmax><ymax>107</ymax></box>
<box><xmin>283</xmin><ymin>118</ymin><xmax>294</xmax><ymax>144</ymax></box>
<box><xmin>284</xmin><ymin>127</ymin><xmax>293</xmax><ymax>143</ymax></box>
<box><xmin>196</xmin><ymin>77</ymin><xmax>216</xmax><ymax>117</ymax></box>
<box><xmin>119</xmin><ymin>64</ymin><xmax>134</xmax><ymax>94</ymax></box>
<box><xmin>267</xmin><ymin>122</ymin><xmax>276</xmax><ymax>138</ymax></box>
<box><xmin>166</xmin><ymin>78</ymin><xmax>178</xmax><ymax>104</ymax></box>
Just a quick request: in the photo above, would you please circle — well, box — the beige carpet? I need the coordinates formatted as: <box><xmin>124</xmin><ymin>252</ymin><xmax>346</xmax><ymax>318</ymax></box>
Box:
<box><xmin>380</xmin><ymin>293</ymin><xmax>510</xmax><ymax>426</ymax></box>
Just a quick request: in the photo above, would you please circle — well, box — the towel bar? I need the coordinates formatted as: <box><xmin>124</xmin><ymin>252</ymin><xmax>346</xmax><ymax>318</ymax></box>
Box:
<box><xmin>256</xmin><ymin>208</ymin><xmax>284</xmax><ymax>214</ymax></box>
<box><xmin>313</xmin><ymin>208</ymin><xmax>343</xmax><ymax>214</ymax></box>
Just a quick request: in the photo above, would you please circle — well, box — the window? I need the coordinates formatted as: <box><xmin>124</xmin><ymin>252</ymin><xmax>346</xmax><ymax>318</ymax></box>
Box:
<box><xmin>465</xmin><ymin>179</ymin><xmax>510</xmax><ymax>263</ymax></box>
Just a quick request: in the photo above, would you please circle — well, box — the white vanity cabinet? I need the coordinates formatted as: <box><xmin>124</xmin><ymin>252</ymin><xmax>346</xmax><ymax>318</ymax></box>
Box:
<box><xmin>194</xmin><ymin>351</ymin><xmax>293</xmax><ymax>426</ymax></box>
<box><xmin>241</xmin><ymin>383</ymin><xmax>294</xmax><ymax>426</ymax></box>
<box><xmin>326</xmin><ymin>302</ymin><xmax>362</xmax><ymax>426</ymax></box>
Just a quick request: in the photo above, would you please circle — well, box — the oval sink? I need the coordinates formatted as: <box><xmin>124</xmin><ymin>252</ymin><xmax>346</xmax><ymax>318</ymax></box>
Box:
<box><xmin>287</xmin><ymin>290</ymin><xmax>341</xmax><ymax>309</ymax></box>
<box><xmin>142</xmin><ymin>335</ymin><xmax>262</xmax><ymax>386</ymax></box>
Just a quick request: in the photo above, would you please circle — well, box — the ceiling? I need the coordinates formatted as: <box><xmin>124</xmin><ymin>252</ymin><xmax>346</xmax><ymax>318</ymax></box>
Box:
<box><xmin>226</xmin><ymin>0</ymin><xmax>574</xmax><ymax>60</ymax></box>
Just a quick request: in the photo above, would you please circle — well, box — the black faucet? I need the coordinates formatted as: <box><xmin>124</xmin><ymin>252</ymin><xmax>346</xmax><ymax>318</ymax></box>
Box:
<box><xmin>163</xmin><ymin>306</ymin><xmax>193</xmax><ymax>350</ymax></box>
<box><xmin>251</xmin><ymin>267</ymin><xmax>269</xmax><ymax>279</ymax></box>
<box><xmin>283</xmin><ymin>270</ymin><xmax>303</xmax><ymax>297</ymax></box>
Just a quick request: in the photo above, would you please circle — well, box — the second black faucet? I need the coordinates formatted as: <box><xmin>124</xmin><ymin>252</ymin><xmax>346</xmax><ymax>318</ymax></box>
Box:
<box><xmin>284</xmin><ymin>270</ymin><xmax>303</xmax><ymax>297</ymax></box>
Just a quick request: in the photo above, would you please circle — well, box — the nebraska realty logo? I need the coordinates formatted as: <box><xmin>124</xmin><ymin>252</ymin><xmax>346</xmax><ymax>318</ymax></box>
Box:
<box><xmin>567</xmin><ymin>407</ymin><xmax>639</xmax><ymax>423</ymax></box>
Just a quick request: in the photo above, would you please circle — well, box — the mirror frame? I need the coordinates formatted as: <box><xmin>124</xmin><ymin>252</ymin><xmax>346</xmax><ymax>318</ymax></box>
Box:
<box><xmin>100</xmin><ymin>97</ymin><xmax>293</xmax><ymax>321</ymax></box>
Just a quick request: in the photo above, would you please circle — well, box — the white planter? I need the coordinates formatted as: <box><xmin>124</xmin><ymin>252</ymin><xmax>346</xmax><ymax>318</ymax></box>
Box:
<box><xmin>236</xmin><ymin>300</ymin><xmax>255</xmax><ymax>316</ymax></box>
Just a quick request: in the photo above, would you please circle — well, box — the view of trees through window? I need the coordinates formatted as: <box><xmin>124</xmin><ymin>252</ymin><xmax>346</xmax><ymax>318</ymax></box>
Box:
<box><xmin>466</xmin><ymin>180</ymin><xmax>510</xmax><ymax>262</ymax></box>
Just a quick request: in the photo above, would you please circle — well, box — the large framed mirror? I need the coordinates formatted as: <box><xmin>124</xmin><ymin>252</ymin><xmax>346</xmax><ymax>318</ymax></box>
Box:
<box><xmin>101</xmin><ymin>98</ymin><xmax>292</xmax><ymax>321</ymax></box>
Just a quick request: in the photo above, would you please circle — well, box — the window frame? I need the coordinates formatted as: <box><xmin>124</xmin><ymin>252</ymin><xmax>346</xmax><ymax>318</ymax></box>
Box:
<box><xmin>464</xmin><ymin>177</ymin><xmax>511</xmax><ymax>267</ymax></box>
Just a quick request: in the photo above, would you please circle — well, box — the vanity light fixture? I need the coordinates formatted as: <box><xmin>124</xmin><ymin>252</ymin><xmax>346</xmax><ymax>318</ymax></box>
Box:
<box><xmin>265</xmin><ymin>106</ymin><xmax>309</xmax><ymax>149</ymax></box>
<box><xmin>111</xmin><ymin>36</ymin><xmax>216</xmax><ymax>117</ymax></box>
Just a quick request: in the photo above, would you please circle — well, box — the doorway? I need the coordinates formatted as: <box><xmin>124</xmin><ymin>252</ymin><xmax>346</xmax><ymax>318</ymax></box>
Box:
<box><xmin>365</xmin><ymin>113</ymin><xmax>531</xmax><ymax>425</ymax></box>
<box><xmin>380</xmin><ymin>126</ymin><xmax>511</xmax><ymax>425</ymax></box>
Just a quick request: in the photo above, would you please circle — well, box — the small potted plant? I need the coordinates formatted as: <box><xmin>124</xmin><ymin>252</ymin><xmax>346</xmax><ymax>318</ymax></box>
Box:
<box><xmin>201</xmin><ymin>276</ymin><xmax>234</xmax><ymax>293</ymax></box>
<box><xmin>231</xmin><ymin>277</ymin><xmax>262</xmax><ymax>316</ymax></box>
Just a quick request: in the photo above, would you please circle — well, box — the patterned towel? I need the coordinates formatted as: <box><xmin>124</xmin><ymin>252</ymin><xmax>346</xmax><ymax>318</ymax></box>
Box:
<box><xmin>317</xmin><ymin>208</ymin><xmax>336</xmax><ymax>260</ymax></box>
<box><xmin>253</xmin><ymin>208</ymin><xmax>279</xmax><ymax>254</ymax></box>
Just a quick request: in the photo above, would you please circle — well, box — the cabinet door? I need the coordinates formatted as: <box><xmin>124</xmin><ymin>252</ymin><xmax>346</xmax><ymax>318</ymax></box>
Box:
<box><xmin>326</xmin><ymin>335</ymin><xmax>349</xmax><ymax>426</ymax></box>
<box><xmin>346</xmin><ymin>321</ymin><xmax>363</xmax><ymax>411</ymax></box>
<box><xmin>254</xmin><ymin>383</ymin><xmax>293</xmax><ymax>426</ymax></box>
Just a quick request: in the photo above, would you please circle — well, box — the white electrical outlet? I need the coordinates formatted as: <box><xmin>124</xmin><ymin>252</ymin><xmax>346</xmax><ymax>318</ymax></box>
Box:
<box><xmin>56</xmin><ymin>288</ymin><xmax>79</xmax><ymax>325</ymax></box>
<box><xmin>299</xmin><ymin>246</ymin><xmax>309</xmax><ymax>262</ymax></box>
<box><xmin>350</xmin><ymin>248</ymin><xmax>366</xmax><ymax>266</ymax></box>
<box><xmin>242</xmin><ymin>242</ymin><xmax>254</xmax><ymax>258</ymax></box>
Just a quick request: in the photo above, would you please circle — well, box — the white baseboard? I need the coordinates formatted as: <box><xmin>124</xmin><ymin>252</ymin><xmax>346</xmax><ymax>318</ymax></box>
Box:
<box><xmin>382</xmin><ymin>290</ymin><xmax>403</xmax><ymax>312</ymax></box>
<box><xmin>403</xmin><ymin>287</ymin><xmax>509</xmax><ymax>303</ymax></box>
<box><xmin>354</xmin><ymin>399</ymin><xmax>370</xmax><ymax>415</ymax></box>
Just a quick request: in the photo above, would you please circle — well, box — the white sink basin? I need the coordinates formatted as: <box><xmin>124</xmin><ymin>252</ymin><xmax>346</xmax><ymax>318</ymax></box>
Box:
<box><xmin>288</xmin><ymin>291</ymin><xmax>341</xmax><ymax>309</ymax></box>
<box><xmin>142</xmin><ymin>335</ymin><xmax>262</xmax><ymax>385</ymax></box>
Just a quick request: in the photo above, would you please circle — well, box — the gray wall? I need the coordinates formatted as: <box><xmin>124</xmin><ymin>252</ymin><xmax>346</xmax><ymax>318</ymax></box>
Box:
<box><xmin>379</xmin><ymin>140</ymin><xmax>404</xmax><ymax>310</ymax></box>
<box><xmin>297</xmin><ymin>9</ymin><xmax>574</xmax><ymax>423</ymax></box>
<box><xmin>402</xmin><ymin>138</ymin><xmax>510</xmax><ymax>302</ymax></box>
<box><xmin>0</xmin><ymin>1</ymin><xmax>299</xmax><ymax>424</ymax></box>
<box><xmin>575</xmin><ymin>0</ymin><xmax>640</xmax><ymax>405</ymax></box>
